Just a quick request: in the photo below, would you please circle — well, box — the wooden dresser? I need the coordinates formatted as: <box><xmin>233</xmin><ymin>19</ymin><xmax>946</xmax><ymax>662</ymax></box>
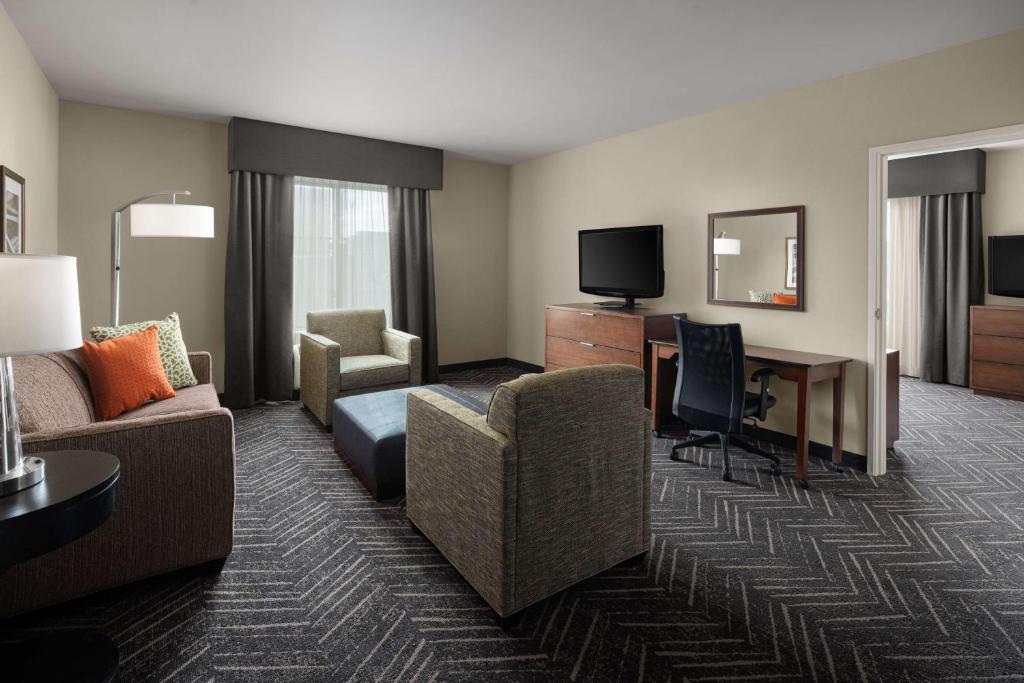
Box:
<box><xmin>544</xmin><ymin>303</ymin><xmax>682</xmax><ymax>406</ymax></box>
<box><xmin>971</xmin><ymin>305</ymin><xmax>1024</xmax><ymax>400</ymax></box>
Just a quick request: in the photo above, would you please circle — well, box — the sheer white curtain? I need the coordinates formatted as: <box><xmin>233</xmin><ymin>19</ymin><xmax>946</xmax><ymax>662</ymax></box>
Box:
<box><xmin>293</xmin><ymin>177</ymin><xmax>391</xmax><ymax>341</ymax></box>
<box><xmin>886</xmin><ymin>196</ymin><xmax>922</xmax><ymax>377</ymax></box>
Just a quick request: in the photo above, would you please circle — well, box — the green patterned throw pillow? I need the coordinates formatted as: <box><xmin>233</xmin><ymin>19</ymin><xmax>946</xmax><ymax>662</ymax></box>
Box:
<box><xmin>91</xmin><ymin>312</ymin><xmax>197</xmax><ymax>389</ymax></box>
<box><xmin>749</xmin><ymin>290</ymin><xmax>773</xmax><ymax>304</ymax></box>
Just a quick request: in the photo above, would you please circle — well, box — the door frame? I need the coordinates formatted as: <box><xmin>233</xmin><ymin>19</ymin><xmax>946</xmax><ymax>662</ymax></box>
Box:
<box><xmin>866</xmin><ymin>123</ymin><xmax>1024</xmax><ymax>476</ymax></box>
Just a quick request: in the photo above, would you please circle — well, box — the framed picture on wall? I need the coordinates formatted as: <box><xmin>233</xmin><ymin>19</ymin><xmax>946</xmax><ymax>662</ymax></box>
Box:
<box><xmin>784</xmin><ymin>236</ymin><xmax>798</xmax><ymax>290</ymax></box>
<box><xmin>2</xmin><ymin>167</ymin><xmax>25</xmax><ymax>254</ymax></box>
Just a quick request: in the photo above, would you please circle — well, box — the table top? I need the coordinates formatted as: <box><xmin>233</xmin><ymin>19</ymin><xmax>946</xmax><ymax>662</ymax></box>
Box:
<box><xmin>649</xmin><ymin>337</ymin><xmax>853</xmax><ymax>368</ymax></box>
<box><xmin>1</xmin><ymin>450</ymin><xmax>119</xmax><ymax>569</ymax></box>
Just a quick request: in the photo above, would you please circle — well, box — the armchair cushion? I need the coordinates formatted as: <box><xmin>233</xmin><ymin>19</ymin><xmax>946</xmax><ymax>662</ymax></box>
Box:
<box><xmin>339</xmin><ymin>355</ymin><xmax>409</xmax><ymax>391</ymax></box>
<box><xmin>308</xmin><ymin>308</ymin><xmax>385</xmax><ymax>357</ymax></box>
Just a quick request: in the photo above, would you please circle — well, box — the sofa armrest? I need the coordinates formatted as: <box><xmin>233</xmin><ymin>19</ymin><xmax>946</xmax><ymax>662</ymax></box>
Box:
<box><xmin>406</xmin><ymin>390</ymin><xmax>515</xmax><ymax>614</ymax></box>
<box><xmin>6</xmin><ymin>408</ymin><xmax>236</xmax><ymax>616</ymax></box>
<box><xmin>382</xmin><ymin>328</ymin><xmax>422</xmax><ymax>386</ymax></box>
<box><xmin>188</xmin><ymin>351</ymin><xmax>213</xmax><ymax>385</ymax></box>
<box><xmin>300</xmin><ymin>332</ymin><xmax>341</xmax><ymax>426</ymax></box>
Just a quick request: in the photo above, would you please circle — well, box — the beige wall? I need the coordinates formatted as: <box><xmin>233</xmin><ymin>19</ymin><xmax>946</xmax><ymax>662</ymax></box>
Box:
<box><xmin>507</xmin><ymin>30</ymin><xmax>1024</xmax><ymax>455</ymax></box>
<box><xmin>0</xmin><ymin>5</ymin><xmax>59</xmax><ymax>254</ymax></box>
<box><xmin>59</xmin><ymin>102</ymin><xmax>511</xmax><ymax>387</ymax></box>
<box><xmin>59</xmin><ymin>102</ymin><xmax>230</xmax><ymax>386</ymax></box>
<box><xmin>983</xmin><ymin>148</ymin><xmax>1024</xmax><ymax>306</ymax></box>
<box><xmin>431</xmin><ymin>157</ymin><xmax>509</xmax><ymax>364</ymax></box>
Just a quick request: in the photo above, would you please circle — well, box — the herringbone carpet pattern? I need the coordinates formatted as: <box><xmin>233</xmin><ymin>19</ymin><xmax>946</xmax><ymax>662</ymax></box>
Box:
<box><xmin>5</xmin><ymin>372</ymin><xmax>1024</xmax><ymax>681</ymax></box>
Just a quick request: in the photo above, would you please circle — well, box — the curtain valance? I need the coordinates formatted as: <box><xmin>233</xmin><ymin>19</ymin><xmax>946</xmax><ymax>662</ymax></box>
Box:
<box><xmin>228</xmin><ymin>117</ymin><xmax>443</xmax><ymax>190</ymax></box>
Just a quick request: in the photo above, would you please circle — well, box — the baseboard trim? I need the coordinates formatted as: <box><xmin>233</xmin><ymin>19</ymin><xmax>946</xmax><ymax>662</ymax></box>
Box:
<box><xmin>743</xmin><ymin>424</ymin><xmax>868</xmax><ymax>472</ymax></box>
<box><xmin>439</xmin><ymin>357</ymin><xmax>544</xmax><ymax>374</ymax></box>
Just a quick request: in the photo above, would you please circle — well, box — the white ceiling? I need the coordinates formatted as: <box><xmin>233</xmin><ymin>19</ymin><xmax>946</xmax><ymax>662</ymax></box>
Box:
<box><xmin>6</xmin><ymin>0</ymin><xmax>1024</xmax><ymax>164</ymax></box>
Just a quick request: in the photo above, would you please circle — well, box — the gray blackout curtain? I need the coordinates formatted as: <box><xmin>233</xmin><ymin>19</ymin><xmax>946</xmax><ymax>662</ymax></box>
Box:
<box><xmin>224</xmin><ymin>171</ymin><xmax>295</xmax><ymax>408</ymax></box>
<box><xmin>388</xmin><ymin>187</ymin><xmax>439</xmax><ymax>383</ymax></box>
<box><xmin>919</xmin><ymin>192</ymin><xmax>983</xmax><ymax>386</ymax></box>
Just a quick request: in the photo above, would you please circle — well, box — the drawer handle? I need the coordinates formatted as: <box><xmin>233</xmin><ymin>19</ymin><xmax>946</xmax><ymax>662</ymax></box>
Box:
<box><xmin>579</xmin><ymin>341</ymin><xmax>595</xmax><ymax>347</ymax></box>
<box><xmin>579</xmin><ymin>312</ymin><xmax>596</xmax><ymax>316</ymax></box>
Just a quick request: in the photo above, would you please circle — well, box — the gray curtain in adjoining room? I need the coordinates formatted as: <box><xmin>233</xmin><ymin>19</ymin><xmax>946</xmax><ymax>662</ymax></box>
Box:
<box><xmin>224</xmin><ymin>171</ymin><xmax>295</xmax><ymax>408</ymax></box>
<box><xmin>919</xmin><ymin>192</ymin><xmax>984</xmax><ymax>386</ymax></box>
<box><xmin>388</xmin><ymin>187</ymin><xmax>439</xmax><ymax>384</ymax></box>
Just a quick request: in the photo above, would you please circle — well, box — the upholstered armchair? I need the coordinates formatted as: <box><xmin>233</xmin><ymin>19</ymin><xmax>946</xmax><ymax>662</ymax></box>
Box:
<box><xmin>405</xmin><ymin>364</ymin><xmax>651</xmax><ymax>621</ymax></box>
<box><xmin>300</xmin><ymin>309</ymin><xmax>421</xmax><ymax>427</ymax></box>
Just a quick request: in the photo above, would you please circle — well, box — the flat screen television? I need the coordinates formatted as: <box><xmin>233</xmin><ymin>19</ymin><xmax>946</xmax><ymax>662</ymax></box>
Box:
<box><xmin>579</xmin><ymin>225</ymin><xmax>664</xmax><ymax>308</ymax></box>
<box><xmin>989</xmin><ymin>235</ymin><xmax>1024</xmax><ymax>298</ymax></box>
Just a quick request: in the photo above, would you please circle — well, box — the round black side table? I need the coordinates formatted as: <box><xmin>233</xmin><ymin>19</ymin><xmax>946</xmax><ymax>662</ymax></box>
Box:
<box><xmin>0</xmin><ymin>450</ymin><xmax>120</xmax><ymax>683</ymax></box>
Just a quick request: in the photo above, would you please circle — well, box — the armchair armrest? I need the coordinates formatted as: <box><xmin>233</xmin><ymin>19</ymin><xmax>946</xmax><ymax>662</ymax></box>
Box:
<box><xmin>749</xmin><ymin>367</ymin><xmax>776</xmax><ymax>421</ymax></box>
<box><xmin>300</xmin><ymin>332</ymin><xmax>341</xmax><ymax>426</ymax></box>
<box><xmin>188</xmin><ymin>351</ymin><xmax>213</xmax><ymax>385</ymax></box>
<box><xmin>405</xmin><ymin>390</ymin><xmax>515</xmax><ymax>614</ymax></box>
<box><xmin>382</xmin><ymin>328</ymin><xmax>422</xmax><ymax>386</ymax></box>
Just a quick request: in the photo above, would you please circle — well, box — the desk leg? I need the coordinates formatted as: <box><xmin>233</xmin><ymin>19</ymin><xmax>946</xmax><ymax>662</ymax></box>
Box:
<box><xmin>651</xmin><ymin>353</ymin><xmax>676</xmax><ymax>436</ymax></box>
<box><xmin>650</xmin><ymin>355</ymin><xmax>663</xmax><ymax>434</ymax></box>
<box><xmin>832</xmin><ymin>363</ymin><xmax>846</xmax><ymax>469</ymax></box>
<box><xmin>796</xmin><ymin>370</ymin><xmax>810</xmax><ymax>488</ymax></box>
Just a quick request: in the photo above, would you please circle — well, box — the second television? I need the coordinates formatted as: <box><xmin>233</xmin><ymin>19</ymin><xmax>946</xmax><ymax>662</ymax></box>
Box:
<box><xmin>579</xmin><ymin>225</ymin><xmax>664</xmax><ymax>308</ymax></box>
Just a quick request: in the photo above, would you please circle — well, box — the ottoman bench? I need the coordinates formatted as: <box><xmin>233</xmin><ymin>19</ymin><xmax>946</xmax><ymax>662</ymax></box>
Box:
<box><xmin>332</xmin><ymin>384</ymin><xmax>487</xmax><ymax>500</ymax></box>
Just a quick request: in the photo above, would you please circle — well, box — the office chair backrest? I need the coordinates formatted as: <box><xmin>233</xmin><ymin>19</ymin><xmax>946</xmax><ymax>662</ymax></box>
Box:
<box><xmin>672</xmin><ymin>317</ymin><xmax>746</xmax><ymax>434</ymax></box>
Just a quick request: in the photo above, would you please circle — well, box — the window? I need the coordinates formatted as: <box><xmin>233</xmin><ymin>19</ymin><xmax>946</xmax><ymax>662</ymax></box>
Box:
<box><xmin>293</xmin><ymin>177</ymin><xmax>391</xmax><ymax>340</ymax></box>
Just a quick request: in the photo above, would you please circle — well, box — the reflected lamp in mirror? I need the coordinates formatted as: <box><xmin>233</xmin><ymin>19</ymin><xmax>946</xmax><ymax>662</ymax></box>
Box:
<box><xmin>707</xmin><ymin>205</ymin><xmax>805</xmax><ymax>311</ymax></box>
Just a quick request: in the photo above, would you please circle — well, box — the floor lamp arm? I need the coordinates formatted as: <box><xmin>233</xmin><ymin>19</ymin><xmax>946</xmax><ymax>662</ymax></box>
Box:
<box><xmin>110</xmin><ymin>190</ymin><xmax>191</xmax><ymax>326</ymax></box>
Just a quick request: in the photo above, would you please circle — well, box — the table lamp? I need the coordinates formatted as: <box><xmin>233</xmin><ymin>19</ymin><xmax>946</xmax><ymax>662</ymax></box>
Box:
<box><xmin>111</xmin><ymin>190</ymin><xmax>214</xmax><ymax>325</ymax></box>
<box><xmin>0</xmin><ymin>254</ymin><xmax>82</xmax><ymax>496</ymax></box>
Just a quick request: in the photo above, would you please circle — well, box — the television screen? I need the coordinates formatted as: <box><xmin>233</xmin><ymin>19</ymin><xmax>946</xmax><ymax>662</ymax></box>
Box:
<box><xmin>579</xmin><ymin>225</ymin><xmax>663</xmax><ymax>302</ymax></box>
<box><xmin>990</xmin><ymin>235</ymin><xmax>1024</xmax><ymax>297</ymax></box>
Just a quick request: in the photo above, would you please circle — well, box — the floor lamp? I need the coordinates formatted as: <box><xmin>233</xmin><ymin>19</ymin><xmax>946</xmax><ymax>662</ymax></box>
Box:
<box><xmin>0</xmin><ymin>255</ymin><xmax>82</xmax><ymax>495</ymax></box>
<box><xmin>111</xmin><ymin>191</ymin><xmax>214</xmax><ymax>325</ymax></box>
<box><xmin>712</xmin><ymin>232</ymin><xmax>741</xmax><ymax>298</ymax></box>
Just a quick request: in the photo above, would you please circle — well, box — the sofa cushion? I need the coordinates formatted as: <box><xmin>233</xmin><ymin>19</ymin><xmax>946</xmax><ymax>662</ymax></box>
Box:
<box><xmin>339</xmin><ymin>354</ymin><xmax>409</xmax><ymax>391</ymax></box>
<box><xmin>90</xmin><ymin>312</ymin><xmax>198</xmax><ymax>390</ymax></box>
<box><xmin>80</xmin><ymin>326</ymin><xmax>176</xmax><ymax>421</ymax></box>
<box><xmin>13</xmin><ymin>352</ymin><xmax>95</xmax><ymax>435</ymax></box>
<box><xmin>114</xmin><ymin>383</ymin><xmax>221</xmax><ymax>421</ymax></box>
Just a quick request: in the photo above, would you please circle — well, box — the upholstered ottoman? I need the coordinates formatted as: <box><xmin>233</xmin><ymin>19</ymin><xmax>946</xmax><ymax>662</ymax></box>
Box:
<box><xmin>332</xmin><ymin>384</ymin><xmax>486</xmax><ymax>500</ymax></box>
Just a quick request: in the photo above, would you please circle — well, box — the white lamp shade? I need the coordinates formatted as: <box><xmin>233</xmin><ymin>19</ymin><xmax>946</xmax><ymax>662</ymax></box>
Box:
<box><xmin>0</xmin><ymin>255</ymin><xmax>82</xmax><ymax>355</ymax></box>
<box><xmin>129</xmin><ymin>203</ymin><xmax>214</xmax><ymax>238</ymax></box>
<box><xmin>713</xmin><ymin>237</ymin><xmax>741</xmax><ymax>255</ymax></box>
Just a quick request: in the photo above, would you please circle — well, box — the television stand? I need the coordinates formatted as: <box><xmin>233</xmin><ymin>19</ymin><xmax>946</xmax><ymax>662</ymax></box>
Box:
<box><xmin>595</xmin><ymin>297</ymin><xmax>639</xmax><ymax>309</ymax></box>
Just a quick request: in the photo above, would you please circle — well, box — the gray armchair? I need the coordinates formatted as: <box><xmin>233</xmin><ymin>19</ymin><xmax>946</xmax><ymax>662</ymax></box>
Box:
<box><xmin>405</xmin><ymin>364</ymin><xmax>651</xmax><ymax>620</ymax></box>
<box><xmin>300</xmin><ymin>308</ymin><xmax>421</xmax><ymax>427</ymax></box>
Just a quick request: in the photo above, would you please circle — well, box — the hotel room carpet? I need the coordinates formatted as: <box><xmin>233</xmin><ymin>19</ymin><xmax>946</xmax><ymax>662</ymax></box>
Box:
<box><xmin>4</xmin><ymin>371</ymin><xmax>1024</xmax><ymax>681</ymax></box>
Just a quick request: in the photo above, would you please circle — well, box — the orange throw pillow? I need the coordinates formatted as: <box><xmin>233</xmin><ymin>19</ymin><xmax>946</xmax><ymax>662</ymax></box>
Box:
<box><xmin>772</xmin><ymin>293</ymin><xmax>798</xmax><ymax>305</ymax></box>
<box><xmin>80</xmin><ymin>325</ymin><xmax>176</xmax><ymax>421</ymax></box>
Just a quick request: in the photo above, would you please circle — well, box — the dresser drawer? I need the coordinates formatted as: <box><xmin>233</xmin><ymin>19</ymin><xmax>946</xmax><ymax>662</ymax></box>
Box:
<box><xmin>972</xmin><ymin>360</ymin><xmax>1024</xmax><ymax>396</ymax></box>
<box><xmin>545</xmin><ymin>336</ymin><xmax>641</xmax><ymax>369</ymax></box>
<box><xmin>973</xmin><ymin>308</ymin><xmax>1024</xmax><ymax>339</ymax></box>
<box><xmin>973</xmin><ymin>335</ymin><xmax>1024</xmax><ymax>366</ymax></box>
<box><xmin>545</xmin><ymin>307</ymin><xmax>640</xmax><ymax>350</ymax></box>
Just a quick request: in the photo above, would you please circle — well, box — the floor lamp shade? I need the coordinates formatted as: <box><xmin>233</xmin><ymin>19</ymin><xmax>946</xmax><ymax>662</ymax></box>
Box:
<box><xmin>713</xmin><ymin>237</ymin><xmax>742</xmax><ymax>255</ymax></box>
<box><xmin>129</xmin><ymin>203</ymin><xmax>214</xmax><ymax>238</ymax></box>
<box><xmin>0</xmin><ymin>254</ymin><xmax>82</xmax><ymax>496</ymax></box>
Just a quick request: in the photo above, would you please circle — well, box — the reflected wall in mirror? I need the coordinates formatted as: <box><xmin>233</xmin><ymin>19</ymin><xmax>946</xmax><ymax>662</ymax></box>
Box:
<box><xmin>707</xmin><ymin>205</ymin><xmax>805</xmax><ymax>311</ymax></box>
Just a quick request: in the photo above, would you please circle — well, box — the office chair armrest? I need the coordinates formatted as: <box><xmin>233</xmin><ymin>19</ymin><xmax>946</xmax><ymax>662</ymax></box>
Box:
<box><xmin>750</xmin><ymin>367</ymin><xmax>775</xmax><ymax>421</ymax></box>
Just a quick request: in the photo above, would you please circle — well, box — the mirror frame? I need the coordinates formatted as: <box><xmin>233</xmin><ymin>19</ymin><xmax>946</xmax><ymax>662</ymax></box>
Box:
<box><xmin>706</xmin><ymin>205</ymin><xmax>805</xmax><ymax>311</ymax></box>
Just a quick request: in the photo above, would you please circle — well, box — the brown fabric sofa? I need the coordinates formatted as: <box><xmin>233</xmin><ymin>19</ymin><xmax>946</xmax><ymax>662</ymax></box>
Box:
<box><xmin>0</xmin><ymin>350</ymin><xmax>235</xmax><ymax>617</ymax></box>
<box><xmin>405</xmin><ymin>364</ymin><xmax>651</xmax><ymax>619</ymax></box>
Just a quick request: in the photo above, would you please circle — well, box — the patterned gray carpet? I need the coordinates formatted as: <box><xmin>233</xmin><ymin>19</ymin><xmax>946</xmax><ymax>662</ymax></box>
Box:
<box><xmin>4</xmin><ymin>370</ymin><xmax>1024</xmax><ymax>681</ymax></box>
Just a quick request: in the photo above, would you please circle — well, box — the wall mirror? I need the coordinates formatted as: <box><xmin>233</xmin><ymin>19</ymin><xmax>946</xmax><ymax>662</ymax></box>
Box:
<box><xmin>707</xmin><ymin>205</ymin><xmax>805</xmax><ymax>311</ymax></box>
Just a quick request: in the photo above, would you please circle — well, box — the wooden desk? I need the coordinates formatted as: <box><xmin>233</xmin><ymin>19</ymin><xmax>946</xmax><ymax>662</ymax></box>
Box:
<box><xmin>649</xmin><ymin>338</ymin><xmax>852</xmax><ymax>486</ymax></box>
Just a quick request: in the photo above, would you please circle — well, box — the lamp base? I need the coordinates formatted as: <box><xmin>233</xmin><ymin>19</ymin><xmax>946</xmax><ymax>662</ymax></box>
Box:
<box><xmin>0</xmin><ymin>456</ymin><xmax>44</xmax><ymax>497</ymax></box>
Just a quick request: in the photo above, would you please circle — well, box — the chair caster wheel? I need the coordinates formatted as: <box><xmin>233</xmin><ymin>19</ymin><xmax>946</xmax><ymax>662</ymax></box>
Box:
<box><xmin>768</xmin><ymin>465</ymin><xmax>781</xmax><ymax>477</ymax></box>
<box><xmin>798</xmin><ymin>479</ymin><xmax>810</xmax><ymax>489</ymax></box>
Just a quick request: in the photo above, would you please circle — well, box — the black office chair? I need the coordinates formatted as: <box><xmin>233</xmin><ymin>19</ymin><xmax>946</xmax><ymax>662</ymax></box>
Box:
<box><xmin>669</xmin><ymin>316</ymin><xmax>780</xmax><ymax>482</ymax></box>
